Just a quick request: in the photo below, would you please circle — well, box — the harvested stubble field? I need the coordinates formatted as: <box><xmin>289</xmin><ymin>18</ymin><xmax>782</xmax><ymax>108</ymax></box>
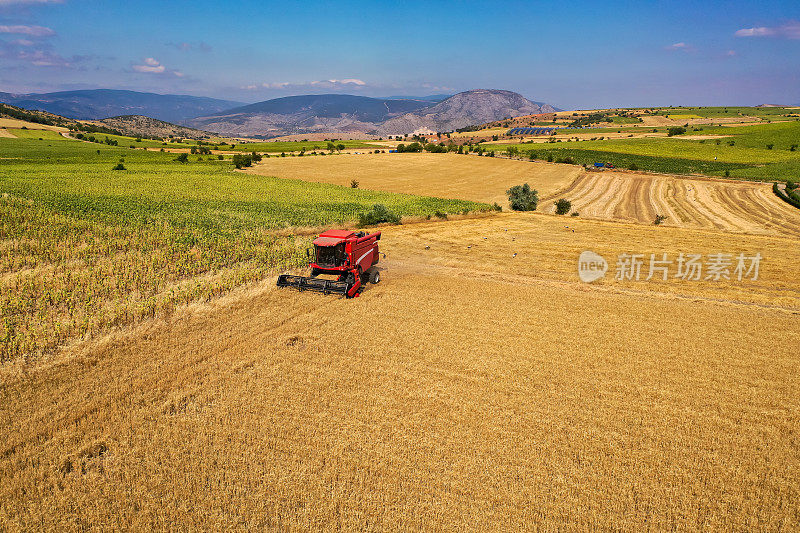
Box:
<box><xmin>2</xmin><ymin>214</ymin><xmax>799</xmax><ymax>530</ymax></box>
<box><xmin>245</xmin><ymin>152</ymin><xmax>581</xmax><ymax>207</ymax></box>
<box><xmin>541</xmin><ymin>171</ymin><xmax>800</xmax><ymax>237</ymax></box>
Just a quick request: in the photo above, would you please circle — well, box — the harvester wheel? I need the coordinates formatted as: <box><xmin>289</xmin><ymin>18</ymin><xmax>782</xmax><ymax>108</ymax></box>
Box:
<box><xmin>370</xmin><ymin>271</ymin><xmax>381</xmax><ymax>284</ymax></box>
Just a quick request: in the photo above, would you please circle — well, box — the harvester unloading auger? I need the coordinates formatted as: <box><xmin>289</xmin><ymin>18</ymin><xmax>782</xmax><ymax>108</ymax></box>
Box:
<box><xmin>276</xmin><ymin>229</ymin><xmax>383</xmax><ymax>298</ymax></box>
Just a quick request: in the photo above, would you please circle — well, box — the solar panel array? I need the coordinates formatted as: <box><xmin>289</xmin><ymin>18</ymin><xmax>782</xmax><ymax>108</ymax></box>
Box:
<box><xmin>507</xmin><ymin>127</ymin><xmax>556</xmax><ymax>135</ymax></box>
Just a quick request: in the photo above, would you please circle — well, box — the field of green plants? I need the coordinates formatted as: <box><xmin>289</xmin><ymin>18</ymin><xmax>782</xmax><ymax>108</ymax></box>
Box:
<box><xmin>484</xmin><ymin>119</ymin><xmax>800</xmax><ymax>181</ymax></box>
<box><xmin>0</xmin><ymin>135</ymin><xmax>486</xmax><ymax>363</ymax></box>
<box><xmin>6</xmin><ymin>128</ymin><xmax>66</xmax><ymax>140</ymax></box>
<box><xmin>229</xmin><ymin>139</ymin><xmax>382</xmax><ymax>152</ymax></box>
<box><xmin>658</xmin><ymin>106</ymin><xmax>798</xmax><ymax>118</ymax></box>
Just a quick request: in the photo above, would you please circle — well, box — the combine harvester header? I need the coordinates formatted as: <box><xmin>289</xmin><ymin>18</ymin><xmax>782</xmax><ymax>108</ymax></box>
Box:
<box><xmin>277</xmin><ymin>229</ymin><xmax>383</xmax><ymax>298</ymax></box>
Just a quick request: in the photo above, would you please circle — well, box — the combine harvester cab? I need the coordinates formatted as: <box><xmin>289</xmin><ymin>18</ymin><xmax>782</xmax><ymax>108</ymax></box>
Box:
<box><xmin>276</xmin><ymin>230</ymin><xmax>382</xmax><ymax>298</ymax></box>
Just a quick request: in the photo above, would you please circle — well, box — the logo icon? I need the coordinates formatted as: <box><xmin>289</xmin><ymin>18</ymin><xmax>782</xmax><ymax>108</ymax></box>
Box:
<box><xmin>578</xmin><ymin>251</ymin><xmax>607</xmax><ymax>282</ymax></box>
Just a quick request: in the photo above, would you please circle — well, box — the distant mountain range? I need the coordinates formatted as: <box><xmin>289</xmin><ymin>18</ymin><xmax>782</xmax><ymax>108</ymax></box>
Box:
<box><xmin>0</xmin><ymin>89</ymin><xmax>243</xmax><ymax>124</ymax></box>
<box><xmin>191</xmin><ymin>90</ymin><xmax>559</xmax><ymax>136</ymax></box>
<box><xmin>0</xmin><ymin>88</ymin><xmax>559</xmax><ymax>137</ymax></box>
<box><xmin>379</xmin><ymin>90</ymin><xmax>557</xmax><ymax>134</ymax></box>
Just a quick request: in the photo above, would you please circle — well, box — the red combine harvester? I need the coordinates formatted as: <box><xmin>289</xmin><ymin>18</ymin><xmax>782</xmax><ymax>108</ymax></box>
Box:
<box><xmin>276</xmin><ymin>229</ymin><xmax>382</xmax><ymax>298</ymax></box>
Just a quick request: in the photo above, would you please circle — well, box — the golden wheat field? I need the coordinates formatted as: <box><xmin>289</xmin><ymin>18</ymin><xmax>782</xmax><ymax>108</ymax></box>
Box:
<box><xmin>540</xmin><ymin>171</ymin><xmax>800</xmax><ymax>237</ymax></box>
<box><xmin>246</xmin><ymin>152</ymin><xmax>581</xmax><ymax>207</ymax></box>
<box><xmin>2</xmin><ymin>212</ymin><xmax>799</xmax><ymax>530</ymax></box>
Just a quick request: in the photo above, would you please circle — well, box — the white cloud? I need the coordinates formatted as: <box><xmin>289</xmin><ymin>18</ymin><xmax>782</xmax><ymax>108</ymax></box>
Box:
<box><xmin>0</xmin><ymin>24</ymin><xmax>55</xmax><ymax>36</ymax></box>
<box><xmin>725</xmin><ymin>50</ymin><xmax>737</xmax><ymax>57</ymax></box>
<box><xmin>311</xmin><ymin>78</ymin><xmax>366</xmax><ymax>87</ymax></box>
<box><xmin>130</xmin><ymin>57</ymin><xmax>184</xmax><ymax>77</ymax></box>
<box><xmin>735</xmin><ymin>21</ymin><xmax>800</xmax><ymax>39</ymax></box>
<box><xmin>10</xmin><ymin>38</ymin><xmax>34</xmax><ymax>46</ymax></box>
<box><xmin>664</xmin><ymin>42</ymin><xmax>695</xmax><ymax>52</ymax></box>
<box><xmin>262</xmin><ymin>81</ymin><xmax>289</xmax><ymax>89</ymax></box>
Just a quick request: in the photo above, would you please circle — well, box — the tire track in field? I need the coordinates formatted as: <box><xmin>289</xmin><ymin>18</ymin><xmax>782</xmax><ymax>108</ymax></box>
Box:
<box><xmin>544</xmin><ymin>171</ymin><xmax>800</xmax><ymax>238</ymax></box>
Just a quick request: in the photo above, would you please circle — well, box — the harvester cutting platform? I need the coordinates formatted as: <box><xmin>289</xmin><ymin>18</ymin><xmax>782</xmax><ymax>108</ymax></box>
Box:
<box><xmin>276</xmin><ymin>229</ymin><xmax>382</xmax><ymax>298</ymax></box>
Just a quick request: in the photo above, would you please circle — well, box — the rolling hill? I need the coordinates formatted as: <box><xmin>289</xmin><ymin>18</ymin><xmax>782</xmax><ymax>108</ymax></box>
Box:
<box><xmin>0</xmin><ymin>89</ymin><xmax>244</xmax><ymax>123</ymax></box>
<box><xmin>98</xmin><ymin>115</ymin><xmax>213</xmax><ymax>139</ymax></box>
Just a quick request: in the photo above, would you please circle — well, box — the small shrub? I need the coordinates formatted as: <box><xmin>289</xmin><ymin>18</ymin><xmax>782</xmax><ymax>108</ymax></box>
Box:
<box><xmin>434</xmin><ymin>211</ymin><xmax>448</xmax><ymax>220</ymax></box>
<box><xmin>358</xmin><ymin>204</ymin><xmax>401</xmax><ymax>226</ymax></box>
<box><xmin>492</xmin><ymin>202</ymin><xmax>502</xmax><ymax>212</ymax></box>
<box><xmin>654</xmin><ymin>214</ymin><xmax>667</xmax><ymax>225</ymax></box>
<box><xmin>175</xmin><ymin>153</ymin><xmax>188</xmax><ymax>163</ymax></box>
<box><xmin>667</xmin><ymin>127</ymin><xmax>686</xmax><ymax>137</ymax></box>
<box><xmin>766</xmin><ymin>144</ymin><xmax>774</xmax><ymax>150</ymax></box>
<box><xmin>570</xmin><ymin>212</ymin><xmax>579</xmax><ymax>217</ymax></box>
<box><xmin>554</xmin><ymin>198</ymin><xmax>571</xmax><ymax>215</ymax></box>
<box><xmin>724</xmin><ymin>170</ymin><xmax>730</xmax><ymax>177</ymax></box>
<box><xmin>112</xmin><ymin>163</ymin><xmax>126</xmax><ymax>171</ymax></box>
<box><xmin>350</xmin><ymin>179</ymin><xmax>359</xmax><ymax>188</ymax></box>
<box><xmin>232</xmin><ymin>154</ymin><xmax>252</xmax><ymax>169</ymax></box>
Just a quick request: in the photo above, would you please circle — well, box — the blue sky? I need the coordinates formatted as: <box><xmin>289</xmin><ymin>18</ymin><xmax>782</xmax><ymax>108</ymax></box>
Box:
<box><xmin>0</xmin><ymin>0</ymin><xmax>798</xmax><ymax>109</ymax></box>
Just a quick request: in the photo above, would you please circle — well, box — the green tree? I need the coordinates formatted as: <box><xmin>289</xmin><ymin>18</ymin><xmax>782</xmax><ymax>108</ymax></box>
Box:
<box><xmin>506</xmin><ymin>184</ymin><xmax>539</xmax><ymax>211</ymax></box>
<box><xmin>554</xmin><ymin>198</ymin><xmax>572</xmax><ymax>215</ymax></box>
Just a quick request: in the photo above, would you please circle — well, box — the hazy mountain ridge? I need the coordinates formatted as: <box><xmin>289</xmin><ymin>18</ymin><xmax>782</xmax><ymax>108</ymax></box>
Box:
<box><xmin>0</xmin><ymin>89</ymin><xmax>244</xmax><ymax>124</ymax></box>
<box><xmin>190</xmin><ymin>94</ymin><xmax>434</xmax><ymax>136</ymax></box>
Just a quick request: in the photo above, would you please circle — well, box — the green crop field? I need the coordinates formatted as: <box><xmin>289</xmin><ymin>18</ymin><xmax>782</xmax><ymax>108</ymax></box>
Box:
<box><xmin>70</xmin><ymin>131</ymin><xmax>200</xmax><ymax>149</ymax></box>
<box><xmin>653</xmin><ymin>106</ymin><xmax>798</xmax><ymax>118</ymax></box>
<box><xmin>0</xmin><ymin>136</ymin><xmax>486</xmax><ymax>363</ymax></box>
<box><xmin>483</xmin><ymin>119</ymin><xmax>800</xmax><ymax>180</ymax></box>
<box><xmin>7</xmin><ymin>128</ymin><xmax>67</xmax><ymax>140</ymax></box>
<box><xmin>229</xmin><ymin>139</ymin><xmax>383</xmax><ymax>152</ymax></box>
